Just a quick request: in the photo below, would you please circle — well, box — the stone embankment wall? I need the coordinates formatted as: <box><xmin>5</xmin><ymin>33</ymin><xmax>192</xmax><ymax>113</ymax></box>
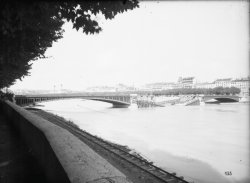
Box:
<box><xmin>0</xmin><ymin>101</ymin><xmax>130</xmax><ymax>183</ymax></box>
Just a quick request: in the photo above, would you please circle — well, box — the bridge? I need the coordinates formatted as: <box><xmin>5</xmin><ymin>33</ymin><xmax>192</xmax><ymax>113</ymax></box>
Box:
<box><xmin>14</xmin><ymin>94</ymin><xmax>131</xmax><ymax>108</ymax></box>
<box><xmin>202</xmin><ymin>95</ymin><xmax>240</xmax><ymax>103</ymax></box>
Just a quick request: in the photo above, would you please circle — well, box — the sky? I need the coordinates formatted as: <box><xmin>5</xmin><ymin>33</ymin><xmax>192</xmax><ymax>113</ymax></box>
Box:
<box><xmin>10</xmin><ymin>1</ymin><xmax>249</xmax><ymax>91</ymax></box>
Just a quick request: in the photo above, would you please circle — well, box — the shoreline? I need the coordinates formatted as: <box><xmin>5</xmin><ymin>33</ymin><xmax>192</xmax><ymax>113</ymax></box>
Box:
<box><xmin>26</xmin><ymin>107</ymin><xmax>153</xmax><ymax>163</ymax></box>
<box><xmin>28</xmin><ymin>107</ymin><xmax>188</xmax><ymax>183</ymax></box>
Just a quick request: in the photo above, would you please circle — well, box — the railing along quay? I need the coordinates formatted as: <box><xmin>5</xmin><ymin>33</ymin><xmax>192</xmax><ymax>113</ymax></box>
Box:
<box><xmin>32</xmin><ymin>110</ymin><xmax>189</xmax><ymax>183</ymax></box>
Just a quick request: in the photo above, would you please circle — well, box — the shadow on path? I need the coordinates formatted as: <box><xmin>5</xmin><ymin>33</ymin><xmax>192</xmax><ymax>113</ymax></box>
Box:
<box><xmin>0</xmin><ymin>114</ymin><xmax>47</xmax><ymax>183</ymax></box>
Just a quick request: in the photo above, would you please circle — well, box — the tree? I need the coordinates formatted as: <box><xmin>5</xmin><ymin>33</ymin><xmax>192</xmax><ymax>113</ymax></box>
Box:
<box><xmin>228</xmin><ymin>87</ymin><xmax>241</xmax><ymax>95</ymax></box>
<box><xmin>213</xmin><ymin>87</ymin><xmax>223</xmax><ymax>95</ymax></box>
<box><xmin>152</xmin><ymin>87</ymin><xmax>241</xmax><ymax>96</ymax></box>
<box><xmin>0</xmin><ymin>1</ymin><xmax>139</xmax><ymax>89</ymax></box>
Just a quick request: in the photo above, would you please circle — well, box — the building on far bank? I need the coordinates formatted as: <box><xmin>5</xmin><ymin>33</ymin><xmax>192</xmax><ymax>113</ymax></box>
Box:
<box><xmin>195</xmin><ymin>82</ymin><xmax>215</xmax><ymax>89</ymax></box>
<box><xmin>231</xmin><ymin>77</ymin><xmax>250</xmax><ymax>96</ymax></box>
<box><xmin>176</xmin><ymin>77</ymin><xmax>196</xmax><ymax>88</ymax></box>
<box><xmin>214</xmin><ymin>78</ymin><xmax>232</xmax><ymax>88</ymax></box>
<box><xmin>142</xmin><ymin>82</ymin><xmax>176</xmax><ymax>91</ymax></box>
<box><xmin>194</xmin><ymin>77</ymin><xmax>250</xmax><ymax>96</ymax></box>
<box><xmin>85</xmin><ymin>86</ymin><xmax>116</xmax><ymax>92</ymax></box>
<box><xmin>83</xmin><ymin>76</ymin><xmax>250</xmax><ymax>95</ymax></box>
<box><xmin>115</xmin><ymin>83</ymin><xmax>137</xmax><ymax>92</ymax></box>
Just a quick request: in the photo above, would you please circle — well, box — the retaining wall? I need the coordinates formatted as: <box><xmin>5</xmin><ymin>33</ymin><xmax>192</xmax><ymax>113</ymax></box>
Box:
<box><xmin>0</xmin><ymin>101</ymin><xmax>130</xmax><ymax>183</ymax></box>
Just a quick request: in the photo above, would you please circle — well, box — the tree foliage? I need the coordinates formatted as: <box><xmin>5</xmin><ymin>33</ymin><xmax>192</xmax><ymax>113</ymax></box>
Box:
<box><xmin>0</xmin><ymin>0</ymin><xmax>139</xmax><ymax>89</ymax></box>
<box><xmin>152</xmin><ymin>87</ymin><xmax>241</xmax><ymax>96</ymax></box>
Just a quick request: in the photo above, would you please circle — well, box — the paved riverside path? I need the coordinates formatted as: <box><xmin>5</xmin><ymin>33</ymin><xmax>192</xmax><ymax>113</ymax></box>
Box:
<box><xmin>1</xmin><ymin>101</ymin><xmax>132</xmax><ymax>183</ymax></box>
<box><xmin>0</xmin><ymin>113</ymin><xmax>47</xmax><ymax>183</ymax></box>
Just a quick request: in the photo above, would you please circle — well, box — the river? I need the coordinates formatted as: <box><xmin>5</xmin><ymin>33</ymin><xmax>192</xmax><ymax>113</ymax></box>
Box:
<box><xmin>34</xmin><ymin>99</ymin><xmax>249</xmax><ymax>183</ymax></box>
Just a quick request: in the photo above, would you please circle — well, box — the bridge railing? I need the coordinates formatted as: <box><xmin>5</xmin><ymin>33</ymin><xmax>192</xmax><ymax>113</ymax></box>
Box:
<box><xmin>15</xmin><ymin>94</ymin><xmax>131</xmax><ymax>106</ymax></box>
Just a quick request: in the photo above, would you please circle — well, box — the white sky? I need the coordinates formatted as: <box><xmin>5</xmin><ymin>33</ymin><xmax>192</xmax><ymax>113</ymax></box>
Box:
<box><xmin>10</xmin><ymin>1</ymin><xmax>249</xmax><ymax>90</ymax></box>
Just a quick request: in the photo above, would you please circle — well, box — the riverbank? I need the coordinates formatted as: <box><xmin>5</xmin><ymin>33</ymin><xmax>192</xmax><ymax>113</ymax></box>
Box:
<box><xmin>28</xmin><ymin>108</ymin><xmax>188</xmax><ymax>183</ymax></box>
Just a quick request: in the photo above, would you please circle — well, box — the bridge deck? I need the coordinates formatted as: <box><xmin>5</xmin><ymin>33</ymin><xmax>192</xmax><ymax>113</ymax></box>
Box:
<box><xmin>14</xmin><ymin>94</ymin><xmax>131</xmax><ymax>108</ymax></box>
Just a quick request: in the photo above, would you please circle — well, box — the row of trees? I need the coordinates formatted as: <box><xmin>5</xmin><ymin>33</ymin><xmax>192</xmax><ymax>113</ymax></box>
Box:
<box><xmin>0</xmin><ymin>1</ymin><xmax>139</xmax><ymax>89</ymax></box>
<box><xmin>152</xmin><ymin>87</ymin><xmax>241</xmax><ymax>96</ymax></box>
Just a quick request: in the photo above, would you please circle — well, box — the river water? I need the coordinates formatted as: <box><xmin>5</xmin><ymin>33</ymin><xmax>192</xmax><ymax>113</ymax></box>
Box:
<box><xmin>34</xmin><ymin>99</ymin><xmax>249</xmax><ymax>183</ymax></box>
